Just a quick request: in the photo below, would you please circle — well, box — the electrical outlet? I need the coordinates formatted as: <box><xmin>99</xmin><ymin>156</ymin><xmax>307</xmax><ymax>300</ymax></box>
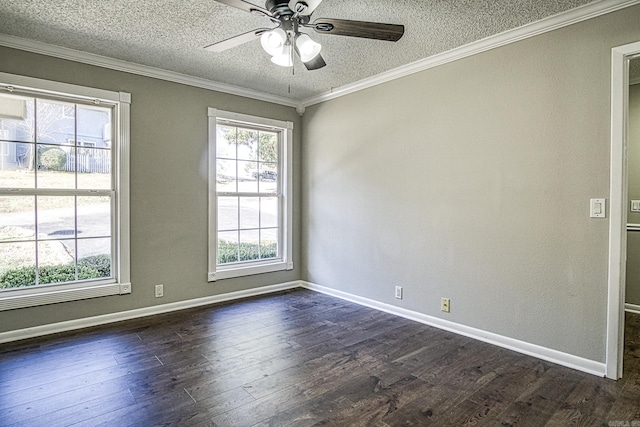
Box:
<box><xmin>155</xmin><ymin>284</ymin><xmax>164</xmax><ymax>298</ymax></box>
<box><xmin>395</xmin><ymin>286</ymin><xmax>403</xmax><ymax>299</ymax></box>
<box><xmin>441</xmin><ymin>297</ymin><xmax>450</xmax><ymax>313</ymax></box>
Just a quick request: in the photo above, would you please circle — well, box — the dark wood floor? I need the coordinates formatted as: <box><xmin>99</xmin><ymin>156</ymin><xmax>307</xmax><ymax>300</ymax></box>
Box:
<box><xmin>0</xmin><ymin>289</ymin><xmax>639</xmax><ymax>426</ymax></box>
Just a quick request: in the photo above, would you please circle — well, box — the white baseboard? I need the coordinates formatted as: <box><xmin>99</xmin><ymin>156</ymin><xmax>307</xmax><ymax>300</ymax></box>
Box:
<box><xmin>0</xmin><ymin>281</ymin><xmax>301</xmax><ymax>344</ymax></box>
<box><xmin>300</xmin><ymin>281</ymin><xmax>606</xmax><ymax>377</ymax></box>
<box><xmin>625</xmin><ymin>302</ymin><xmax>640</xmax><ymax>314</ymax></box>
<box><xmin>0</xmin><ymin>279</ymin><xmax>607</xmax><ymax>378</ymax></box>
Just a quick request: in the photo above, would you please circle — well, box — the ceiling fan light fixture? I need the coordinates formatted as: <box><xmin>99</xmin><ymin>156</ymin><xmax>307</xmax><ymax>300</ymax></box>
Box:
<box><xmin>295</xmin><ymin>33</ymin><xmax>321</xmax><ymax>62</ymax></box>
<box><xmin>260</xmin><ymin>28</ymin><xmax>287</xmax><ymax>56</ymax></box>
<box><xmin>271</xmin><ymin>43</ymin><xmax>293</xmax><ymax>67</ymax></box>
<box><xmin>208</xmin><ymin>0</ymin><xmax>406</xmax><ymax>71</ymax></box>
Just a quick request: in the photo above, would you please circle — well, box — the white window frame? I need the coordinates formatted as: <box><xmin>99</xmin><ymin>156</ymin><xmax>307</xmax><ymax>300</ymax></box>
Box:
<box><xmin>0</xmin><ymin>72</ymin><xmax>131</xmax><ymax>311</ymax></box>
<box><xmin>207</xmin><ymin>108</ymin><xmax>293</xmax><ymax>281</ymax></box>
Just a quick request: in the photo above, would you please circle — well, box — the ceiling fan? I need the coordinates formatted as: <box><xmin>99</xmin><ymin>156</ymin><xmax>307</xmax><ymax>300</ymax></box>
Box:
<box><xmin>205</xmin><ymin>0</ymin><xmax>405</xmax><ymax>70</ymax></box>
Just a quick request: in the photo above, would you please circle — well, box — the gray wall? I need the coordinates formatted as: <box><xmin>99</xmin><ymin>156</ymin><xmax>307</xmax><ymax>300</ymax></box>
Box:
<box><xmin>301</xmin><ymin>5</ymin><xmax>640</xmax><ymax>363</ymax></box>
<box><xmin>3</xmin><ymin>4</ymin><xmax>640</xmax><ymax>365</ymax></box>
<box><xmin>627</xmin><ymin>82</ymin><xmax>640</xmax><ymax>305</ymax></box>
<box><xmin>0</xmin><ymin>46</ymin><xmax>301</xmax><ymax>334</ymax></box>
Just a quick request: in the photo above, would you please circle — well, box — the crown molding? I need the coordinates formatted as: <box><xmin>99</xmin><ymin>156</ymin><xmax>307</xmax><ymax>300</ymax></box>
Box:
<box><xmin>0</xmin><ymin>34</ymin><xmax>299</xmax><ymax>109</ymax></box>
<box><xmin>300</xmin><ymin>0</ymin><xmax>640</xmax><ymax>108</ymax></box>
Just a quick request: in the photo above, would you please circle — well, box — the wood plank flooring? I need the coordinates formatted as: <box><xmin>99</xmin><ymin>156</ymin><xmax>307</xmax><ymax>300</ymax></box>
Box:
<box><xmin>0</xmin><ymin>289</ymin><xmax>639</xmax><ymax>426</ymax></box>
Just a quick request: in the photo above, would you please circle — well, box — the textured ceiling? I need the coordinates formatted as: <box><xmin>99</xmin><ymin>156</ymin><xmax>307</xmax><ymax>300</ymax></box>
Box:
<box><xmin>0</xmin><ymin>0</ymin><xmax>617</xmax><ymax>101</ymax></box>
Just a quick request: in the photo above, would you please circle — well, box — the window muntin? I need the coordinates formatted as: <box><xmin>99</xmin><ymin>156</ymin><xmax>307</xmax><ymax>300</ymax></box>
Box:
<box><xmin>208</xmin><ymin>109</ymin><xmax>292</xmax><ymax>281</ymax></box>
<box><xmin>0</xmin><ymin>92</ymin><xmax>115</xmax><ymax>291</ymax></box>
<box><xmin>216</xmin><ymin>123</ymin><xmax>281</xmax><ymax>264</ymax></box>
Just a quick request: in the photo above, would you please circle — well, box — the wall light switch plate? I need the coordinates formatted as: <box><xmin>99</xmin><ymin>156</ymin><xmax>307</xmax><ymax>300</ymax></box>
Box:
<box><xmin>632</xmin><ymin>200</ymin><xmax>640</xmax><ymax>212</ymax></box>
<box><xmin>590</xmin><ymin>198</ymin><xmax>606</xmax><ymax>218</ymax></box>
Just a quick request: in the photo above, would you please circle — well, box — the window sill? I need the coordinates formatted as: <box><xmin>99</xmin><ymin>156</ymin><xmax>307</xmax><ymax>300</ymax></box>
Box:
<box><xmin>0</xmin><ymin>281</ymin><xmax>131</xmax><ymax>311</ymax></box>
<box><xmin>208</xmin><ymin>260</ymin><xmax>293</xmax><ymax>282</ymax></box>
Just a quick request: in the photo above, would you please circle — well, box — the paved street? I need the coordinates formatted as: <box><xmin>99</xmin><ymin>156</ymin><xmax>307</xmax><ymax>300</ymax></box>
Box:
<box><xmin>0</xmin><ymin>203</ymin><xmax>111</xmax><ymax>270</ymax></box>
<box><xmin>1</xmin><ymin>194</ymin><xmax>278</xmax><ymax>272</ymax></box>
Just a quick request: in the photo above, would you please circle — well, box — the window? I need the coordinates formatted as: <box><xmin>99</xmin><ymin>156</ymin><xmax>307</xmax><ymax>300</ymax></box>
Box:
<box><xmin>208</xmin><ymin>109</ymin><xmax>293</xmax><ymax>281</ymax></box>
<box><xmin>0</xmin><ymin>72</ymin><xmax>130</xmax><ymax>311</ymax></box>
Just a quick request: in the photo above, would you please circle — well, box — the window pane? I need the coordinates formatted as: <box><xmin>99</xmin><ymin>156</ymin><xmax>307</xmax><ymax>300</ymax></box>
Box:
<box><xmin>218</xmin><ymin>196</ymin><xmax>238</xmax><ymax>232</ymax></box>
<box><xmin>0</xmin><ymin>195</ymin><xmax>35</xmax><ymax>241</ymax></box>
<box><xmin>218</xmin><ymin>231</ymin><xmax>239</xmax><ymax>264</ymax></box>
<box><xmin>37</xmin><ymin>146</ymin><xmax>75</xmax><ymax>189</ymax></box>
<box><xmin>258</xmin><ymin>132</ymin><xmax>278</xmax><ymax>163</ymax></box>
<box><xmin>0</xmin><ymin>94</ymin><xmax>35</xmax><ymax>143</ymax></box>
<box><xmin>0</xmin><ymin>142</ymin><xmax>36</xmax><ymax>188</ymax></box>
<box><xmin>77</xmin><ymin>105</ymin><xmax>110</xmax><ymax>146</ymax></box>
<box><xmin>237</xmin><ymin>161</ymin><xmax>258</xmax><ymax>193</ymax></box>
<box><xmin>0</xmin><ymin>86</ymin><xmax>122</xmax><ymax>295</ymax></box>
<box><xmin>77</xmin><ymin>238</ymin><xmax>111</xmax><ymax>279</ymax></box>
<box><xmin>37</xmin><ymin>196</ymin><xmax>75</xmax><ymax>240</ymax></box>
<box><xmin>260</xmin><ymin>197</ymin><xmax>278</xmax><ymax>229</ymax></box>
<box><xmin>216</xmin><ymin>159</ymin><xmax>237</xmax><ymax>192</ymax></box>
<box><xmin>258</xmin><ymin>162</ymin><xmax>278</xmax><ymax>194</ymax></box>
<box><xmin>38</xmin><ymin>239</ymin><xmax>75</xmax><ymax>284</ymax></box>
<box><xmin>77</xmin><ymin>148</ymin><xmax>111</xmax><ymax>189</ymax></box>
<box><xmin>239</xmin><ymin>197</ymin><xmax>259</xmax><ymax>229</ymax></box>
<box><xmin>213</xmin><ymin>117</ymin><xmax>286</xmax><ymax>272</ymax></box>
<box><xmin>260</xmin><ymin>228</ymin><xmax>278</xmax><ymax>259</ymax></box>
<box><xmin>35</xmin><ymin>99</ymin><xmax>75</xmax><ymax>145</ymax></box>
<box><xmin>239</xmin><ymin>230</ymin><xmax>259</xmax><ymax>262</ymax></box>
<box><xmin>0</xmin><ymin>241</ymin><xmax>36</xmax><ymax>289</ymax></box>
<box><xmin>77</xmin><ymin>196</ymin><xmax>111</xmax><ymax>238</ymax></box>
<box><xmin>217</xmin><ymin>125</ymin><xmax>237</xmax><ymax>159</ymax></box>
<box><xmin>236</xmin><ymin>129</ymin><xmax>258</xmax><ymax>161</ymax></box>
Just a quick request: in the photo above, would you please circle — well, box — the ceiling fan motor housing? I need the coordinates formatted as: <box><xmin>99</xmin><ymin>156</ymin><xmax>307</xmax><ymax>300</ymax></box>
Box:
<box><xmin>265</xmin><ymin>0</ymin><xmax>294</xmax><ymax>16</ymax></box>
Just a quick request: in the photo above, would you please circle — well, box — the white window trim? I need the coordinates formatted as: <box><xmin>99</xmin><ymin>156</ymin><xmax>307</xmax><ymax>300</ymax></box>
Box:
<box><xmin>0</xmin><ymin>72</ymin><xmax>131</xmax><ymax>311</ymax></box>
<box><xmin>207</xmin><ymin>108</ymin><xmax>293</xmax><ymax>281</ymax></box>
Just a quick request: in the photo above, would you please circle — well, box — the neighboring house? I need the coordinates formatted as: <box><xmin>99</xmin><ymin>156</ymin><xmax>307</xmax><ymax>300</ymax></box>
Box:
<box><xmin>0</xmin><ymin>98</ymin><xmax>110</xmax><ymax>172</ymax></box>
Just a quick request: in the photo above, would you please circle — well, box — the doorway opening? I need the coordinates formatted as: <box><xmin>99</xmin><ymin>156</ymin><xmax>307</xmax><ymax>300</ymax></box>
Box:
<box><xmin>607</xmin><ymin>41</ymin><xmax>640</xmax><ymax>380</ymax></box>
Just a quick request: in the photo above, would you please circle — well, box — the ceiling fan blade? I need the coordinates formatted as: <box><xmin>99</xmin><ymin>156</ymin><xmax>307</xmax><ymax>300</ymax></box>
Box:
<box><xmin>214</xmin><ymin>0</ymin><xmax>272</xmax><ymax>17</ymax></box>
<box><xmin>288</xmin><ymin>0</ymin><xmax>323</xmax><ymax>16</ymax></box>
<box><xmin>311</xmin><ymin>18</ymin><xmax>404</xmax><ymax>42</ymax></box>
<box><xmin>204</xmin><ymin>28</ymin><xmax>271</xmax><ymax>52</ymax></box>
